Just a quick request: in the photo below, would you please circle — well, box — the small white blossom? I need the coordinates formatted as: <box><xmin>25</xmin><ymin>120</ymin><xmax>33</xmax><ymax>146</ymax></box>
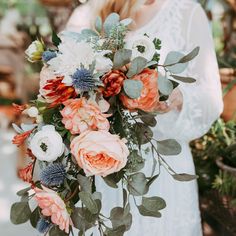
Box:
<box><xmin>25</xmin><ymin>40</ymin><xmax>44</xmax><ymax>62</ymax></box>
<box><xmin>27</xmin><ymin>107</ymin><xmax>39</xmax><ymax>118</ymax></box>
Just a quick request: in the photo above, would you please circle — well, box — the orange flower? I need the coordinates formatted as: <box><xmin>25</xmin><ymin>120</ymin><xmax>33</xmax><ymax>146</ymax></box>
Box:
<box><xmin>12</xmin><ymin>130</ymin><xmax>32</xmax><ymax>147</ymax></box>
<box><xmin>40</xmin><ymin>67</ymin><xmax>76</xmax><ymax>107</ymax></box>
<box><xmin>12</xmin><ymin>103</ymin><xmax>28</xmax><ymax>115</ymax></box>
<box><xmin>120</xmin><ymin>68</ymin><xmax>159</xmax><ymax>112</ymax></box>
<box><xmin>61</xmin><ymin>98</ymin><xmax>110</xmax><ymax>134</ymax></box>
<box><xmin>18</xmin><ymin>163</ymin><xmax>33</xmax><ymax>183</ymax></box>
<box><xmin>102</xmin><ymin>70</ymin><xmax>127</xmax><ymax>97</ymax></box>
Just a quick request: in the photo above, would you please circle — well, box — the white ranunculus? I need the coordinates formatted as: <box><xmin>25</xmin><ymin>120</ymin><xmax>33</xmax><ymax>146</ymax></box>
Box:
<box><xmin>126</xmin><ymin>35</ymin><xmax>156</xmax><ymax>61</ymax></box>
<box><xmin>29</xmin><ymin>125</ymin><xmax>64</xmax><ymax>162</ymax></box>
<box><xmin>25</xmin><ymin>40</ymin><xmax>44</xmax><ymax>62</ymax></box>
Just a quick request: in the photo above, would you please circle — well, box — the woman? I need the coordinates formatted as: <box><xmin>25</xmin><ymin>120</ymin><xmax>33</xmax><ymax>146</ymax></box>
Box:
<box><xmin>67</xmin><ymin>0</ymin><xmax>223</xmax><ymax>235</ymax></box>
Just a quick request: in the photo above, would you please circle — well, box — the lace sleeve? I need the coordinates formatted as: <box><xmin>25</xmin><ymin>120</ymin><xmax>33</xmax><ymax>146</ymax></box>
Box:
<box><xmin>155</xmin><ymin>4</ymin><xmax>223</xmax><ymax>142</ymax></box>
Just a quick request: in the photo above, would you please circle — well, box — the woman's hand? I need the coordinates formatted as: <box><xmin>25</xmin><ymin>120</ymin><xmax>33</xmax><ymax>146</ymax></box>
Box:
<box><xmin>157</xmin><ymin>88</ymin><xmax>183</xmax><ymax>113</ymax></box>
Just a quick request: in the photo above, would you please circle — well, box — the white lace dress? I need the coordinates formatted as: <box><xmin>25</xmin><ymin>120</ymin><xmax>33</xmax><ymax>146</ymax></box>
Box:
<box><xmin>67</xmin><ymin>0</ymin><xmax>223</xmax><ymax>235</ymax></box>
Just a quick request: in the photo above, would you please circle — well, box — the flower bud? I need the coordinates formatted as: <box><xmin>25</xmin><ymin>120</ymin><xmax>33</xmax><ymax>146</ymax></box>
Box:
<box><xmin>27</xmin><ymin>107</ymin><xmax>39</xmax><ymax>118</ymax></box>
<box><xmin>25</xmin><ymin>40</ymin><xmax>45</xmax><ymax>62</ymax></box>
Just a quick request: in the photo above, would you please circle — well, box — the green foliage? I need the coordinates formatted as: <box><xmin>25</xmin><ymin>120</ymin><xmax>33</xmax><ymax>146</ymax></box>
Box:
<box><xmin>10</xmin><ymin>202</ymin><xmax>31</xmax><ymax>225</ymax></box>
<box><xmin>127</xmin><ymin>57</ymin><xmax>148</xmax><ymax>78</ymax></box>
<box><xmin>156</xmin><ymin>139</ymin><xmax>182</xmax><ymax>156</ymax></box>
<box><xmin>123</xmin><ymin>79</ymin><xmax>143</xmax><ymax>99</ymax></box>
<box><xmin>113</xmin><ymin>49</ymin><xmax>132</xmax><ymax>69</ymax></box>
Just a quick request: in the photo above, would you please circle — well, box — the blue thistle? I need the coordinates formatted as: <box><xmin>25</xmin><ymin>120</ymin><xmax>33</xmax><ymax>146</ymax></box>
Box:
<box><xmin>36</xmin><ymin>218</ymin><xmax>52</xmax><ymax>234</ymax></box>
<box><xmin>42</xmin><ymin>51</ymin><xmax>57</xmax><ymax>62</ymax></box>
<box><xmin>71</xmin><ymin>68</ymin><xmax>95</xmax><ymax>91</ymax></box>
<box><xmin>40</xmin><ymin>163</ymin><xmax>66</xmax><ymax>186</ymax></box>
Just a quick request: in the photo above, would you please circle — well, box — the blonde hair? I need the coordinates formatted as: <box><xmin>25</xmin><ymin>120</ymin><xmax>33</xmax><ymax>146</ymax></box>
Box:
<box><xmin>89</xmin><ymin>0</ymin><xmax>145</xmax><ymax>22</ymax></box>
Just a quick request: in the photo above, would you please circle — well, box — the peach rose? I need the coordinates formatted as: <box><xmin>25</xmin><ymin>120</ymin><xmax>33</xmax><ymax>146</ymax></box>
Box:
<box><xmin>61</xmin><ymin>98</ymin><xmax>110</xmax><ymax>135</ymax></box>
<box><xmin>70</xmin><ymin>130</ymin><xmax>129</xmax><ymax>177</ymax></box>
<box><xmin>120</xmin><ymin>68</ymin><xmax>159</xmax><ymax>112</ymax></box>
<box><xmin>34</xmin><ymin>186</ymin><xmax>72</xmax><ymax>234</ymax></box>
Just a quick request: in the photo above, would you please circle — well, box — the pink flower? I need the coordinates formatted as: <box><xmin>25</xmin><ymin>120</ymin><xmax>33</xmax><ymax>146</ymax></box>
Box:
<box><xmin>61</xmin><ymin>98</ymin><xmax>110</xmax><ymax>135</ymax></box>
<box><xmin>70</xmin><ymin>130</ymin><xmax>129</xmax><ymax>177</ymax></box>
<box><xmin>34</xmin><ymin>186</ymin><xmax>72</xmax><ymax>234</ymax></box>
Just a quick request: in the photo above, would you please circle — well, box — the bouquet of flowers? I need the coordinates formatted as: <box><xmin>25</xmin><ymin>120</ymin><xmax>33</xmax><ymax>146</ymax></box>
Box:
<box><xmin>11</xmin><ymin>13</ymin><xmax>199</xmax><ymax>236</ymax></box>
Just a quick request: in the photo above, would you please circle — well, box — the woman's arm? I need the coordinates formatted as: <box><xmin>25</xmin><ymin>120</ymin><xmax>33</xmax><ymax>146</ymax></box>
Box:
<box><xmin>155</xmin><ymin>4</ymin><xmax>223</xmax><ymax>142</ymax></box>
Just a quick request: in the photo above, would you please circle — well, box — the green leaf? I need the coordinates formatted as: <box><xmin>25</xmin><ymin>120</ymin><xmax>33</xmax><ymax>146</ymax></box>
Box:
<box><xmin>173</xmin><ymin>173</ymin><xmax>198</xmax><ymax>182</ymax></box>
<box><xmin>103</xmin><ymin>171</ymin><xmax>124</xmax><ymax>188</ymax></box>
<box><xmin>110</xmin><ymin>207</ymin><xmax>132</xmax><ymax>230</ymax></box>
<box><xmin>16</xmin><ymin>187</ymin><xmax>31</xmax><ymax>196</ymax></box>
<box><xmin>127</xmin><ymin>172</ymin><xmax>149</xmax><ymax>196</ymax></box>
<box><xmin>81</xmin><ymin>29</ymin><xmax>99</xmax><ymax>38</ymax></box>
<box><xmin>10</xmin><ymin>202</ymin><xmax>31</xmax><ymax>224</ymax></box>
<box><xmin>156</xmin><ymin>139</ymin><xmax>182</xmax><ymax>156</ymax></box>
<box><xmin>126</xmin><ymin>150</ymin><xmax>144</xmax><ymax>173</ymax></box>
<box><xmin>95</xmin><ymin>16</ymin><xmax>102</xmax><ymax>33</ymax></box>
<box><xmin>120</xmin><ymin>18</ymin><xmax>133</xmax><ymax>26</ymax></box>
<box><xmin>105</xmin><ymin>225</ymin><xmax>126</xmax><ymax>236</ymax></box>
<box><xmin>77</xmin><ymin>174</ymin><xmax>92</xmax><ymax>193</ymax></box>
<box><xmin>123</xmin><ymin>79</ymin><xmax>143</xmax><ymax>99</ymax></box>
<box><xmin>127</xmin><ymin>57</ymin><xmax>148</xmax><ymax>78</ymax></box>
<box><xmin>164</xmin><ymin>51</ymin><xmax>188</xmax><ymax>74</ymax></box>
<box><xmin>138</xmin><ymin>110</ymin><xmax>157</xmax><ymax>127</ymax></box>
<box><xmin>104</xmin><ymin>13</ymin><xmax>120</xmax><ymax>35</ymax></box>
<box><xmin>137</xmin><ymin>196</ymin><xmax>166</xmax><ymax>218</ymax></box>
<box><xmin>79</xmin><ymin>192</ymin><xmax>98</xmax><ymax>214</ymax></box>
<box><xmin>49</xmin><ymin>226</ymin><xmax>69</xmax><ymax>236</ymax></box>
<box><xmin>178</xmin><ymin>47</ymin><xmax>200</xmax><ymax>63</ymax></box>
<box><xmin>30</xmin><ymin>207</ymin><xmax>40</xmax><ymax>228</ymax></box>
<box><xmin>113</xmin><ymin>49</ymin><xmax>132</xmax><ymax>69</ymax></box>
<box><xmin>158</xmin><ymin>74</ymin><xmax>174</xmax><ymax>96</ymax></box>
<box><xmin>133</xmin><ymin>122</ymin><xmax>153</xmax><ymax>145</ymax></box>
<box><xmin>171</xmin><ymin>75</ymin><xmax>196</xmax><ymax>83</ymax></box>
<box><xmin>52</xmin><ymin>31</ymin><xmax>62</xmax><ymax>47</ymax></box>
<box><xmin>71</xmin><ymin>207</ymin><xmax>95</xmax><ymax>231</ymax></box>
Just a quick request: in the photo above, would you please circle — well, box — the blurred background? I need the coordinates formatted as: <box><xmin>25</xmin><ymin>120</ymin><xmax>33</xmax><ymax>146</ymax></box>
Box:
<box><xmin>0</xmin><ymin>0</ymin><xmax>235</xmax><ymax>235</ymax></box>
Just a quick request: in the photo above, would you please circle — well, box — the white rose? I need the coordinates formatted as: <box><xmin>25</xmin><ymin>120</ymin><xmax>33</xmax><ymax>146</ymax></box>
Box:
<box><xmin>29</xmin><ymin>125</ymin><xmax>64</xmax><ymax>162</ymax></box>
<box><xmin>126</xmin><ymin>35</ymin><xmax>156</xmax><ymax>61</ymax></box>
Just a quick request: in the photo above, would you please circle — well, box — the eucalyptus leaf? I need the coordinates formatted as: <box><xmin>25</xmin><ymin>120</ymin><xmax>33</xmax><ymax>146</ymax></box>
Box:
<box><xmin>126</xmin><ymin>150</ymin><xmax>144</xmax><ymax>173</ymax></box>
<box><xmin>139</xmin><ymin>113</ymin><xmax>157</xmax><ymax>127</ymax></box>
<box><xmin>79</xmin><ymin>192</ymin><xmax>98</xmax><ymax>214</ymax></box>
<box><xmin>120</xmin><ymin>18</ymin><xmax>133</xmax><ymax>26</ymax></box>
<box><xmin>156</xmin><ymin>139</ymin><xmax>182</xmax><ymax>156</ymax></box>
<box><xmin>105</xmin><ymin>225</ymin><xmax>126</xmax><ymax>236</ymax></box>
<box><xmin>104</xmin><ymin>13</ymin><xmax>120</xmax><ymax>35</ymax></box>
<box><xmin>113</xmin><ymin>49</ymin><xmax>132</xmax><ymax>69</ymax></box>
<box><xmin>171</xmin><ymin>75</ymin><xmax>196</xmax><ymax>83</ymax></box>
<box><xmin>178</xmin><ymin>47</ymin><xmax>200</xmax><ymax>63</ymax></box>
<box><xmin>16</xmin><ymin>187</ymin><xmax>31</xmax><ymax>196</ymax></box>
<box><xmin>123</xmin><ymin>79</ymin><xmax>143</xmax><ymax>99</ymax></box>
<box><xmin>173</xmin><ymin>173</ymin><xmax>198</xmax><ymax>182</ymax></box>
<box><xmin>164</xmin><ymin>51</ymin><xmax>188</xmax><ymax>74</ymax></box>
<box><xmin>30</xmin><ymin>207</ymin><xmax>40</xmax><ymax>228</ymax></box>
<box><xmin>81</xmin><ymin>29</ymin><xmax>99</xmax><ymax>38</ymax></box>
<box><xmin>77</xmin><ymin>174</ymin><xmax>92</xmax><ymax>193</ymax></box>
<box><xmin>95</xmin><ymin>16</ymin><xmax>102</xmax><ymax>33</ymax></box>
<box><xmin>49</xmin><ymin>226</ymin><xmax>69</xmax><ymax>236</ymax></box>
<box><xmin>127</xmin><ymin>57</ymin><xmax>148</xmax><ymax>78</ymax></box>
<box><xmin>146</xmin><ymin>61</ymin><xmax>158</xmax><ymax>68</ymax></box>
<box><xmin>10</xmin><ymin>202</ymin><xmax>31</xmax><ymax>224</ymax></box>
<box><xmin>127</xmin><ymin>172</ymin><xmax>149</xmax><ymax>196</ymax></box>
<box><xmin>138</xmin><ymin>205</ymin><xmax>161</xmax><ymax>217</ymax></box>
<box><xmin>133</xmin><ymin>122</ymin><xmax>153</xmax><ymax>145</ymax></box>
<box><xmin>110</xmin><ymin>207</ymin><xmax>132</xmax><ymax>230</ymax></box>
<box><xmin>158</xmin><ymin>74</ymin><xmax>174</xmax><ymax>96</ymax></box>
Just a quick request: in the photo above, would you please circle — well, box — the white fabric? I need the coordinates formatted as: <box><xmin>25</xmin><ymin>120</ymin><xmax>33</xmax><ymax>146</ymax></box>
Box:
<box><xmin>67</xmin><ymin>0</ymin><xmax>223</xmax><ymax>235</ymax></box>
